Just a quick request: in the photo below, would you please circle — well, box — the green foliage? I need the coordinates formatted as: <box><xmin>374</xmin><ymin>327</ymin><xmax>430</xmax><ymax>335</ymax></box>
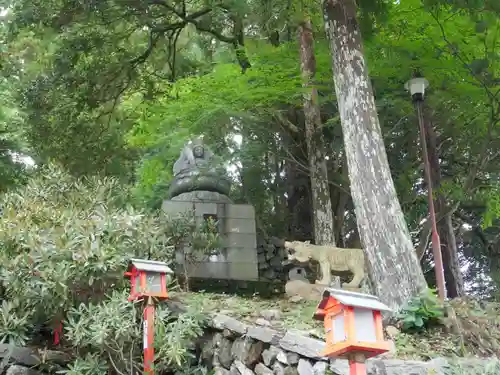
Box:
<box><xmin>482</xmin><ymin>184</ymin><xmax>500</xmax><ymax>228</ymax></box>
<box><xmin>0</xmin><ymin>165</ymin><xmax>212</xmax><ymax>372</ymax></box>
<box><xmin>63</xmin><ymin>290</ymin><xmax>206</xmax><ymax>374</ymax></box>
<box><xmin>0</xmin><ymin>300</ymin><xmax>31</xmax><ymax>346</ymax></box>
<box><xmin>0</xmin><ymin>75</ymin><xmax>30</xmax><ymax>192</ymax></box>
<box><xmin>126</xmin><ymin>39</ymin><xmax>333</xmax><ymax>149</ymax></box>
<box><xmin>395</xmin><ymin>289</ymin><xmax>445</xmax><ymax>332</ymax></box>
<box><xmin>445</xmin><ymin>359</ymin><xmax>500</xmax><ymax>375</ymax></box>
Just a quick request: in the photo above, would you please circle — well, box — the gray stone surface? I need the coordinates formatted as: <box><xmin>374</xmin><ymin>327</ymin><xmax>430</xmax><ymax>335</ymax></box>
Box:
<box><xmin>276</xmin><ymin>350</ymin><xmax>300</xmax><ymax>366</ymax></box>
<box><xmin>284</xmin><ymin>366</ymin><xmax>299</xmax><ymax>375</ymax></box>
<box><xmin>312</xmin><ymin>361</ymin><xmax>328</xmax><ymax>375</ymax></box>
<box><xmin>286</xmin><ymin>352</ymin><xmax>300</xmax><ymax>365</ymax></box>
<box><xmin>262</xmin><ymin>346</ymin><xmax>281</xmax><ymax>366</ymax></box>
<box><xmin>206</xmin><ymin>314</ymin><xmax>498</xmax><ymax>375</ymax></box>
<box><xmin>255</xmin><ymin>318</ymin><xmax>272</xmax><ymax>327</ymax></box>
<box><xmin>234</xmin><ymin>360</ymin><xmax>256</xmax><ymax>375</ymax></box>
<box><xmin>273</xmin><ymin>362</ymin><xmax>286</xmax><ymax>375</ymax></box>
<box><xmin>214</xmin><ymin>367</ymin><xmax>231</xmax><ymax>375</ymax></box>
<box><xmin>170</xmin><ymin>191</ymin><xmax>233</xmax><ymax>203</ymax></box>
<box><xmin>297</xmin><ymin>359</ymin><xmax>314</xmax><ymax>375</ymax></box>
<box><xmin>218</xmin><ymin>338</ymin><xmax>234</xmax><ymax>369</ymax></box>
<box><xmin>6</xmin><ymin>366</ymin><xmax>40</xmax><ymax>375</ymax></box>
<box><xmin>231</xmin><ymin>337</ymin><xmax>264</xmax><ymax>367</ymax></box>
<box><xmin>230</xmin><ymin>363</ymin><xmax>242</xmax><ymax>375</ymax></box>
<box><xmin>212</xmin><ymin>314</ymin><xmax>250</xmax><ymax>334</ymax></box>
<box><xmin>278</xmin><ymin>331</ymin><xmax>326</xmax><ymax>359</ymax></box>
<box><xmin>255</xmin><ymin>363</ymin><xmax>274</xmax><ymax>375</ymax></box>
<box><xmin>163</xmin><ymin>197</ymin><xmax>259</xmax><ymax>281</ymax></box>
<box><xmin>260</xmin><ymin>310</ymin><xmax>281</xmax><ymax>321</ymax></box>
<box><xmin>247</xmin><ymin>326</ymin><xmax>282</xmax><ymax>345</ymax></box>
<box><xmin>276</xmin><ymin>351</ymin><xmax>288</xmax><ymax>364</ymax></box>
<box><xmin>0</xmin><ymin>344</ymin><xmax>70</xmax><ymax>367</ymax></box>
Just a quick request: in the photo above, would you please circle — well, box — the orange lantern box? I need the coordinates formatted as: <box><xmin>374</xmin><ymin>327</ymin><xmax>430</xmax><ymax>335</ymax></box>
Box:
<box><xmin>124</xmin><ymin>258</ymin><xmax>174</xmax><ymax>302</ymax></box>
<box><xmin>313</xmin><ymin>288</ymin><xmax>392</xmax><ymax>359</ymax></box>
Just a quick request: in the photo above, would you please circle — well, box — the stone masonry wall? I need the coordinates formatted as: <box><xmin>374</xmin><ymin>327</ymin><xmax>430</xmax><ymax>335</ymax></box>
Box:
<box><xmin>199</xmin><ymin>313</ymin><xmax>498</xmax><ymax>375</ymax></box>
<box><xmin>256</xmin><ymin>237</ymin><xmax>288</xmax><ymax>281</ymax></box>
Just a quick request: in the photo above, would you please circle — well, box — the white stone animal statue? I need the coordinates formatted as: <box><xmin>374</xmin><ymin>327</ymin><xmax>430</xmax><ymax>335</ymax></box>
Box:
<box><xmin>284</xmin><ymin>240</ymin><xmax>365</xmax><ymax>288</ymax></box>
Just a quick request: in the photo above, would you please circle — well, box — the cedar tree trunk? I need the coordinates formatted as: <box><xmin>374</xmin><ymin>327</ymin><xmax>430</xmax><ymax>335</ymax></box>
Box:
<box><xmin>298</xmin><ymin>18</ymin><xmax>336</xmax><ymax>246</ymax></box>
<box><xmin>323</xmin><ymin>0</ymin><xmax>427</xmax><ymax>310</ymax></box>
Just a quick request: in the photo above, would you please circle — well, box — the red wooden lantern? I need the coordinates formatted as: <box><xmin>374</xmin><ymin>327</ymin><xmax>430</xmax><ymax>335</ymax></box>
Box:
<box><xmin>124</xmin><ymin>258</ymin><xmax>174</xmax><ymax>302</ymax></box>
<box><xmin>313</xmin><ymin>288</ymin><xmax>392</xmax><ymax>360</ymax></box>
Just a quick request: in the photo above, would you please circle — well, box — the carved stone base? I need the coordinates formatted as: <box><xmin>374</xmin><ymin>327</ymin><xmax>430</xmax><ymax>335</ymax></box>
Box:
<box><xmin>170</xmin><ymin>191</ymin><xmax>233</xmax><ymax>203</ymax></box>
<box><xmin>168</xmin><ymin>170</ymin><xmax>232</xmax><ymax>198</ymax></box>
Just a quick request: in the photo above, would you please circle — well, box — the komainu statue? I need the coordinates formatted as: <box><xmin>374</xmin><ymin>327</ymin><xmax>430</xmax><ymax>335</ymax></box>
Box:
<box><xmin>284</xmin><ymin>240</ymin><xmax>365</xmax><ymax>288</ymax></box>
<box><xmin>168</xmin><ymin>136</ymin><xmax>232</xmax><ymax>199</ymax></box>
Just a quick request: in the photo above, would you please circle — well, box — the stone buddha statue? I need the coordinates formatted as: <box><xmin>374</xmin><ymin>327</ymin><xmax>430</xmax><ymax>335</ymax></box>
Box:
<box><xmin>167</xmin><ymin>137</ymin><xmax>232</xmax><ymax>199</ymax></box>
<box><xmin>172</xmin><ymin>137</ymin><xmax>213</xmax><ymax>175</ymax></box>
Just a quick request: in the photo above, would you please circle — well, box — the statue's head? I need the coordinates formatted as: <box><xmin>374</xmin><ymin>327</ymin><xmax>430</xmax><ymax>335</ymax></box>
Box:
<box><xmin>284</xmin><ymin>240</ymin><xmax>312</xmax><ymax>263</ymax></box>
<box><xmin>193</xmin><ymin>145</ymin><xmax>204</xmax><ymax>158</ymax></box>
<box><xmin>190</xmin><ymin>136</ymin><xmax>205</xmax><ymax>158</ymax></box>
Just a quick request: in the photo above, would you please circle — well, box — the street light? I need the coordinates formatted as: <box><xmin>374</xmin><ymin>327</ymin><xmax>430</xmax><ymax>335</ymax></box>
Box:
<box><xmin>405</xmin><ymin>76</ymin><xmax>447</xmax><ymax>302</ymax></box>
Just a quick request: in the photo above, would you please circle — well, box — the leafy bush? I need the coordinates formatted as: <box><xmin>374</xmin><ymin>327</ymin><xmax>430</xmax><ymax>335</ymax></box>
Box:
<box><xmin>395</xmin><ymin>289</ymin><xmax>444</xmax><ymax>331</ymax></box>
<box><xmin>0</xmin><ymin>165</ymin><xmax>211</xmax><ymax>373</ymax></box>
<box><xmin>446</xmin><ymin>359</ymin><xmax>500</xmax><ymax>375</ymax></box>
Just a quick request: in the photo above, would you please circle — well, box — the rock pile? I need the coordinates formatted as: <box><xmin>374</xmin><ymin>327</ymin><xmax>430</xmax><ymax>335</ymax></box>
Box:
<box><xmin>256</xmin><ymin>237</ymin><xmax>289</xmax><ymax>281</ymax></box>
<box><xmin>200</xmin><ymin>313</ymin><xmax>499</xmax><ymax>375</ymax></box>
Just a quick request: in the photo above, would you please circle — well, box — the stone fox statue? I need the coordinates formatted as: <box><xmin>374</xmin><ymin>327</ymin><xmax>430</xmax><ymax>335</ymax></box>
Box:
<box><xmin>284</xmin><ymin>240</ymin><xmax>365</xmax><ymax>288</ymax></box>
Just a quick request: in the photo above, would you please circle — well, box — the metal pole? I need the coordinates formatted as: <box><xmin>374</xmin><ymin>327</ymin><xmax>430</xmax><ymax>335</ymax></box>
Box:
<box><xmin>144</xmin><ymin>296</ymin><xmax>155</xmax><ymax>375</ymax></box>
<box><xmin>415</xmin><ymin>99</ymin><xmax>447</xmax><ymax>301</ymax></box>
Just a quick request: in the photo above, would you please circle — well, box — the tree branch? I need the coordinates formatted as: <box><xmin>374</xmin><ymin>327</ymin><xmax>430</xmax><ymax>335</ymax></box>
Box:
<box><xmin>146</xmin><ymin>0</ymin><xmax>251</xmax><ymax>72</ymax></box>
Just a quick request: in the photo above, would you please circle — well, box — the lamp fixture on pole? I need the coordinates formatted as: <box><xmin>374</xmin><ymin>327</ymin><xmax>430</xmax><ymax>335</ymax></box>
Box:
<box><xmin>405</xmin><ymin>76</ymin><xmax>446</xmax><ymax>302</ymax></box>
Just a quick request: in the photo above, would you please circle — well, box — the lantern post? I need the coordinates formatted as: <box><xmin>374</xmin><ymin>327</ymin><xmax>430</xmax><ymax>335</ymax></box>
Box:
<box><xmin>405</xmin><ymin>76</ymin><xmax>446</xmax><ymax>302</ymax></box>
<box><xmin>124</xmin><ymin>258</ymin><xmax>174</xmax><ymax>375</ymax></box>
<box><xmin>313</xmin><ymin>288</ymin><xmax>393</xmax><ymax>375</ymax></box>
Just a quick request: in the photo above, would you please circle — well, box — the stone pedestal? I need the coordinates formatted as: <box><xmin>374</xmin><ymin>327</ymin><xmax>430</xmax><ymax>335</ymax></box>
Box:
<box><xmin>162</xmin><ymin>194</ymin><xmax>259</xmax><ymax>281</ymax></box>
<box><xmin>170</xmin><ymin>191</ymin><xmax>233</xmax><ymax>203</ymax></box>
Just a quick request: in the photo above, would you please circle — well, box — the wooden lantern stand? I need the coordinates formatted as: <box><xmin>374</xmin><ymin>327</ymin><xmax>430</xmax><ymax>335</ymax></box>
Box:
<box><xmin>313</xmin><ymin>288</ymin><xmax>393</xmax><ymax>375</ymax></box>
<box><xmin>124</xmin><ymin>258</ymin><xmax>174</xmax><ymax>375</ymax></box>
<box><xmin>143</xmin><ymin>296</ymin><xmax>156</xmax><ymax>374</ymax></box>
<box><xmin>349</xmin><ymin>353</ymin><xmax>367</xmax><ymax>375</ymax></box>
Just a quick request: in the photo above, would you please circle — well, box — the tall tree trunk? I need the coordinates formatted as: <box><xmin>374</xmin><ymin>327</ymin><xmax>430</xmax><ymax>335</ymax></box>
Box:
<box><xmin>298</xmin><ymin>18</ymin><xmax>336</xmax><ymax>246</ymax></box>
<box><xmin>424</xmin><ymin>111</ymin><xmax>465</xmax><ymax>298</ymax></box>
<box><xmin>323</xmin><ymin>0</ymin><xmax>427</xmax><ymax>310</ymax></box>
<box><xmin>285</xmin><ymin>109</ymin><xmax>313</xmax><ymax>241</ymax></box>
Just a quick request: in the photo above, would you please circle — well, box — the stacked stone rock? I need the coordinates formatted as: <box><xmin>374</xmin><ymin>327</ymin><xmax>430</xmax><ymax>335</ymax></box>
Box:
<box><xmin>256</xmin><ymin>237</ymin><xmax>320</xmax><ymax>283</ymax></box>
<box><xmin>2</xmin><ymin>314</ymin><xmax>497</xmax><ymax>374</ymax></box>
<box><xmin>256</xmin><ymin>238</ymin><xmax>289</xmax><ymax>282</ymax></box>
<box><xmin>200</xmin><ymin>313</ymin><xmax>497</xmax><ymax>375</ymax></box>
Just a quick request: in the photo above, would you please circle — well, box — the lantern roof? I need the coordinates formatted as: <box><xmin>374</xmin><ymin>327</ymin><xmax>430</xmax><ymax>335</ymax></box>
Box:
<box><xmin>316</xmin><ymin>288</ymin><xmax>391</xmax><ymax>313</ymax></box>
<box><xmin>129</xmin><ymin>258</ymin><xmax>174</xmax><ymax>274</ymax></box>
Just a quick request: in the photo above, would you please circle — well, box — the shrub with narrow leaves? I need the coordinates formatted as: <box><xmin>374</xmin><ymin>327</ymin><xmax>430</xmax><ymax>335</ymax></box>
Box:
<box><xmin>0</xmin><ymin>165</ymin><xmax>210</xmax><ymax>373</ymax></box>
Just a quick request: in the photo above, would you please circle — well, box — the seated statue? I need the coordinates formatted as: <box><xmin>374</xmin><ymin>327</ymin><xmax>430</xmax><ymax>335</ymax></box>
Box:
<box><xmin>168</xmin><ymin>137</ymin><xmax>232</xmax><ymax>199</ymax></box>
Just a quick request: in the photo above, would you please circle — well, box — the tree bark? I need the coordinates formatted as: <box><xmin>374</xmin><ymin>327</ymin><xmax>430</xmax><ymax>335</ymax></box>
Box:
<box><xmin>323</xmin><ymin>0</ymin><xmax>427</xmax><ymax>310</ymax></box>
<box><xmin>424</xmin><ymin>110</ymin><xmax>465</xmax><ymax>298</ymax></box>
<box><xmin>285</xmin><ymin>109</ymin><xmax>314</xmax><ymax>241</ymax></box>
<box><xmin>298</xmin><ymin>18</ymin><xmax>336</xmax><ymax>246</ymax></box>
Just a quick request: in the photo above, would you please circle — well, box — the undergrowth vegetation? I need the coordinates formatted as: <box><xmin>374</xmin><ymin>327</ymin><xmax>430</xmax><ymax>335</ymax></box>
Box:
<box><xmin>395</xmin><ymin>289</ymin><xmax>445</xmax><ymax>332</ymax></box>
<box><xmin>0</xmin><ymin>165</ymin><xmax>499</xmax><ymax>373</ymax></box>
<box><xmin>0</xmin><ymin>165</ymin><xmax>215</xmax><ymax>374</ymax></box>
<box><xmin>179</xmin><ymin>289</ymin><xmax>500</xmax><ymax>361</ymax></box>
